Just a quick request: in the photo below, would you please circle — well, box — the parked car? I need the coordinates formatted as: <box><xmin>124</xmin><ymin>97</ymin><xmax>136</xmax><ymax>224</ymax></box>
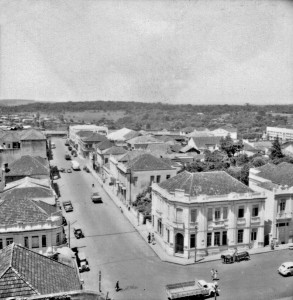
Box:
<box><xmin>91</xmin><ymin>192</ymin><xmax>102</xmax><ymax>203</ymax></box>
<box><xmin>288</xmin><ymin>243</ymin><xmax>293</xmax><ymax>250</ymax></box>
<box><xmin>62</xmin><ymin>201</ymin><xmax>73</xmax><ymax>212</ymax></box>
<box><xmin>65</xmin><ymin>154</ymin><xmax>71</xmax><ymax>160</ymax></box>
<box><xmin>67</xmin><ymin>168</ymin><xmax>72</xmax><ymax>173</ymax></box>
<box><xmin>68</xmin><ymin>146</ymin><xmax>72</xmax><ymax>151</ymax></box>
<box><xmin>78</xmin><ymin>252</ymin><xmax>90</xmax><ymax>273</ymax></box>
<box><xmin>74</xmin><ymin>225</ymin><xmax>84</xmax><ymax>239</ymax></box>
<box><xmin>59</xmin><ymin>167</ymin><xmax>65</xmax><ymax>173</ymax></box>
<box><xmin>278</xmin><ymin>262</ymin><xmax>293</xmax><ymax>276</ymax></box>
<box><xmin>83</xmin><ymin>166</ymin><xmax>90</xmax><ymax>173</ymax></box>
<box><xmin>62</xmin><ymin>216</ymin><xmax>67</xmax><ymax>226</ymax></box>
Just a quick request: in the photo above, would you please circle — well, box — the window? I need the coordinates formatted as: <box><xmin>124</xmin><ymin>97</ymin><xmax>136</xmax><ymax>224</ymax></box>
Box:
<box><xmin>208</xmin><ymin>208</ymin><xmax>213</xmax><ymax>221</ymax></box>
<box><xmin>223</xmin><ymin>207</ymin><xmax>228</xmax><ymax>219</ymax></box>
<box><xmin>166</xmin><ymin>175</ymin><xmax>170</xmax><ymax>180</ymax></box>
<box><xmin>24</xmin><ymin>237</ymin><xmax>29</xmax><ymax>248</ymax></box>
<box><xmin>132</xmin><ymin>177</ymin><xmax>138</xmax><ymax>186</ymax></box>
<box><xmin>207</xmin><ymin>233</ymin><xmax>212</xmax><ymax>247</ymax></box>
<box><xmin>190</xmin><ymin>209</ymin><xmax>197</xmax><ymax>223</ymax></box>
<box><xmin>176</xmin><ymin>208</ymin><xmax>183</xmax><ymax>223</ymax></box>
<box><xmin>157</xmin><ymin>219</ymin><xmax>163</xmax><ymax>235</ymax></box>
<box><xmin>214</xmin><ymin>232</ymin><xmax>220</xmax><ymax>246</ymax></box>
<box><xmin>6</xmin><ymin>238</ymin><xmax>13</xmax><ymax>246</ymax></box>
<box><xmin>167</xmin><ymin>229</ymin><xmax>170</xmax><ymax>243</ymax></box>
<box><xmin>222</xmin><ymin>231</ymin><xmax>227</xmax><ymax>245</ymax></box>
<box><xmin>0</xmin><ymin>239</ymin><xmax>2</xmax><ymax>249</ymax></box>
<box><xmin>252</xmin><ymin>205</ymin><xmax>259</xmax><ymax>217</ymax></box>
<box><xmin>215</xmin><ymin>208</ymin><xmax>221</xmax><ymax>220</ymax></box>
<box><xmin>251</xmin><ymin>229</ymin><xmax>257</xmax><ymax>241</ymax></box>
<box><xmin>190</xmin><ymin>234</ymin><xmax>196</xmax><ymax>248</ymax></box>
<box><xmin>32</xmin><ymin>236</ymin><xmax>39</xmax><ymax>248</ymax></box>
<box><xmin>238</xmin><ymin>230</ymin><xmax>244</xmax><ymax>243</ymax></box>
<box><xmin>150</xmin><ymin>176</ymin><xmax>155</xmax><ymax>183</ymax></box>
<box><xmin>238</xmin><ymin>207</ymin><xmax>244</xmax><ymax>218</ymax></box>
<box><xmin>156</xmin><ymin>175</ymin><xmax>161</xmax><ymax>183</ymax></box>
<box><xmin>280</xmin><ymin>200</ymin><xmax>286</xmax><ymax>212</ymax></box>
<box><xmin>42</xmin><ymin>235</ymin><xmax>47</xmax><ymax>248</ymax></box>
<box><xmin>56</xmin><ymin>233</ymin><xmax>61</xmax><ymax>245</ymax></box>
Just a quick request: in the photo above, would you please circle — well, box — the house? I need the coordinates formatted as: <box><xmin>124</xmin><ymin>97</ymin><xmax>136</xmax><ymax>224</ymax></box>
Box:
<box><xmin>0</xmin><ymin>243</ymin><xmax>81</xmax><ymax>299</ymax></box>
<box><xmin>107</xmin><ymin>127</ymin><xmax>139</xmax><ymax>146</ymax></box>
<box><xmin>242</xmin><ymin>142</ymin><xmax>262</xmax><ymax>157</ymax></box>
<box><xmin>4</xmin><ymin>155</ymin><xmax>50</xmax><ymax>184</ymax></box>
<box><xmin>212</xmin><ymin>126</ymin><xmax>238</xmax><ymax>140</ymax></box>
<box><xmin>0</xmin><ymin>197</ymin><xmax>65</xmax><ymax>254</ymax></box>
<box><xmin>112</xmin><ymin>153</ymin><xmax>177</xmax><ymax>205</ymax></box>
<box><xmin>69</xmin><ymin>125</ymin><xmax>108</xmax><ymax>146</ymax></box>
<box><xmin>126</xmin><ymin>135</ymin><xmax>164</xmax><ymax>150</ymax></box>
<box><xmin>0</xmin><ymin>129</ymin><xmax>47</xmax><ymax>165</ymax></box>
<box><xmin>249</xmin><ymin>162</ymin><xmax>293</xmax><ymax>245</ymax></box>
<box><xmin>152</xmin><ymin>171</ymin><xmax>266</xmax><ymax>259</ymax></box>
<box><xmin>1</xmin><ymin>176</ymin><xmax>57</xmax><ymax>205</ymax></box>
<box><xmin>282</xmin><ymin>141</ymin><xmax>293</xmax><ymax>157</ymax></box>
<box><xmin>188</xmin><ymin>136</ymin><xmax>222</xmax><ymax>153</ymax></box>
<box><xmin>266</xmin><ymin>126</ymin><xmax>293</xmax><ymax>142</ymax></box>
<box><xmin>78</xmin><ymin>132</ymin><xmax>108</xmax><ymax>158</ymax></box>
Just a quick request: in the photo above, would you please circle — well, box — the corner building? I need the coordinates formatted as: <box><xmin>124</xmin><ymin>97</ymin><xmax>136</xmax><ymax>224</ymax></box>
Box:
<box><xmin>152</xmin><ymin>171</ymin><xmax>266</xmax><ymax>259</ymax></box>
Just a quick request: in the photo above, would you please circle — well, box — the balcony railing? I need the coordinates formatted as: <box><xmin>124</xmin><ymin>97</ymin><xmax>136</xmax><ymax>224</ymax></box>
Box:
<box><xmin>173</xmin><ymin>222</ymin><xmax>185</xmax><ymax>230</ymax></box>
<box><xmin>213</xmin><ymin>220</ymin><xmax>225</xmax><ymax>228</ymax></box>
<box><xmin>251</xmin><ymin>216</ymin><xmax>261</xmax><ymax>224</ymax></box>
<box><xmin>276</xmin><ymin>212</ymin><xmax>292</xmax><ymax>220</ymax></box>
<box><xmin>237</xmin><ymin>218</ymin><xmax>246</xmax><ymax>226</ymax></box>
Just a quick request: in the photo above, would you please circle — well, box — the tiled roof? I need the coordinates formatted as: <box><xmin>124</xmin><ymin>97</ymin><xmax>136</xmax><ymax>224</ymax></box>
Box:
<box><xmin>243</xmin><ymin>142</ymin><xmax>258</xmax><ymax>152</ymax></box>
<box><xmin>0</xmin><ymin>243</ymin><xmax>81</xmax><ymax>298</ymax></box>
<box><xmin>123</xmin><ymin>130</ymin><xmax>140</xmax><ymax>141</ymax></box>
<box><xmin>21</xmin><ymin>129</ymin><xmax>46</xmax><ymax>141</ymax></box>
<box><xmin>191</xmin><ymin>136</ymin><xmax>222</xmax><ymax>149</ymax></box>
<box><xmin>96</xmin><ymin>140</ymin><xmax>114</xmax><ymax>151</ymax></box>
<box><xmin>187</xmin><ymin>131</ymin><xmax>214</xmax><ymax>138</ymax></box>
<box><xmin>145</xmin><ymin>143</ymin><xmax>172</xmax><ymax>155</ymax></box>
<box><xmin>179</xmin><ymin>145</ymin><xmax>200</xmax><ymax>153</ymax></box>
<box><xmin>126</xmin><ymin>153</ymin><xmax>174</xmax><ymax>171</ymax></box>
<box><xmin>219</xmin><ymin>126</ymin><xmax>237</xmax><ymax>133</ymax></box>
<box><xmin>81</xmin><ymin>132</ymin><xmax>107</xmax><ymax>143</ymax></box>
<box><xmin>158</xmin><ymin>170</ymin><xmax>252</xmax><ymax>196</ymax></box>
<box><xmin>6</xmin><ymin>156</ymin><xmax>50</xmax><ymax>177</ymax></box>
<box><xmin>75</xmin><ymin>130</ymin><xmax>93</xmax><ymax>138</ymax></box>
<box><xmin>127</xmin><ymin>135</ymin><xmax>163</xmax><ymax>145</ymax></box>
<box><xmin>104</xmin><ymin>146</ymin><xmax>127</xmax><ymax>155</ymax></box>
<box><xmin>0</xmin><ymin>197</ymin><xmax>55</xmax><ymax>225</ymax></box>
<box><xmin>0</xmin><ymin>131</ymin><xmax>21</xmax><ymax>142</ymax></box>
<box><xmin>1</xmin><ymin>187</ymin><xmax>55</xmax><ymax>202</ymax></box>
<box><xmin>118</xmin><ymin>150</ymin><xmax>148</xmax><ymax>163</ymax></box>
<box><xmin>255</xmin><ymin>163</ymin><xmax>293</xmax><ymax>187</ymax></box>
<box><xmin>107</xmin><ymin>128</ymin><xmax>133</xmax><ymax>141</ymax></box>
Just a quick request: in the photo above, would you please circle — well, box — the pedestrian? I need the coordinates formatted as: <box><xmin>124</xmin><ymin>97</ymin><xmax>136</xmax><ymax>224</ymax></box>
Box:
<box><xmin>148</xmin><ymin>233</ymin><xmax>151</xmax><ymax>243</ymax></box>
<box><xmin>115</xmin><ymin>281</ymin><xmax>120</xmax><ymax>292</ymax></box>
<box><xmin>213</xmin><ymin>270</ymin><xmax>219</xmax><ymax>281</ymax></box>
<box><xmin>120</xmin><ymin>207</ymin><xmax>123</xmax><ymax>213</ymax></box>
<box><xmin>92</xmin><ymin>183</ymin><xmax>95</xmax><ymax>188</ymax></box>
<box><xmin>271</xmin><ymin>240</ymin><xmax>275</xmax><ymax>250</ymax></box>
<box><xmin>211</xmin><ymin>269</ymin><xmax>215</xmax><ymax>280</ymax></box>
<box><xmin>151</xmin><ymin>233</ymin><xmax>156</xmax><ymax>245</ymax></box>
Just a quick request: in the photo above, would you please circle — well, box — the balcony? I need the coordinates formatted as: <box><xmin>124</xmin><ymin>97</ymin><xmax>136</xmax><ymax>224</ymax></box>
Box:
<box><xmin>276</xmin><ymin>212</ymin><xmax>292</xmax><ymax>220</ymax></box>
<box><xmin>251</xmin><ymin>216</ymin><xmax>261</xmax><ymax>224</ymax></box>
<box><xmin>173</xmin><ymin>222</ymin><xmax>185</xmax><ymax>230</ymax></box>
<box><xmin>237</xmin><ymin>218</ymin><xmax>246</xmax><ymax>226</ymax></box>
<box><xmin>213</xmin><ymin>220</ymin><xmax>225</xmax><ymax>228</ymax></box>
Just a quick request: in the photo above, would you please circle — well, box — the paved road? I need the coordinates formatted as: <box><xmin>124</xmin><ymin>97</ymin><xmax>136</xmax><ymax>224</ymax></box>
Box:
<box><xmin>51</xmin><ymin>138</ymin><xmax>293</xmax><ymax>300</ymax></box>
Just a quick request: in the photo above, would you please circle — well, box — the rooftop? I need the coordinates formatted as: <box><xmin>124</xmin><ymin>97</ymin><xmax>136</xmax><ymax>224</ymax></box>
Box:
<box><xmin>96</xmin><ymin>140</ymin><xmax>115</xmax><ymax>151</ymax></box>
<box><xmin>191</xmin><ymin>136</ymin><xmax>222</xmax><ymax>149</ymax></box>
<box><xmin>158</xmin><ymin>170</ymin><xmax>253</xmax><ymax>197</ymax></box>
<box><xmin>0</xmin><ymin>243</ymin><xmax>81</xmax><ymax>299</ymax></box>
<box><xmin>255</xmin><ymin>163</ymin><xmax>293</xmax><ymax>187</ymax></box>
<box><xmin>104</xmin><ymin>146</ymin><xmax>127</xmax><ymax>155</ymax></box>
<box><xmin>21</xmin><ymin>129</ymin><xmax>46</xmax><ymax>141</ymax></box>
<box><xmin>127</xmin><ymin>135</ymin><xmax>163</xmax><ymax>145</ymax></box>
<box><xmin>81</xmin><ymin>132</ymin><xmax>107</xmax><ymax>143</ymax></box>
<box><xmin>6</xmin><ymin>156</ymin><xmax>50</xmax><ymax>177</ymax></box>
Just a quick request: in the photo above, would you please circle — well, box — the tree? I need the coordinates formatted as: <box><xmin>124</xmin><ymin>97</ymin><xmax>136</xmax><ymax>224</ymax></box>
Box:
<box><xmin>220</xmin><ymin>135</ymin><xmax>244</xmax><ymax>157</ymax></box>
<box><xmin>270</xmin><ymin>137</ymin><xmax>284</xmax><ymax>160</ymax></box>
<box><xmin>252</xmin><ymin>157</ymin><xmax>266</xmax><ymax>167</ymax></box>
<box><xmin>239</xmin><ymin>163</ymin><xmax>250</xmax><ymax>186</ymax></box>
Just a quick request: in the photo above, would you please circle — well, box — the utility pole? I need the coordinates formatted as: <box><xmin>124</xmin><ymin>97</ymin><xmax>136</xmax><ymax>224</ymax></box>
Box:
<box><xmin>68</xmin><ymin>222</ymin><xmax>70</xmax><ymax>248</ymax></box>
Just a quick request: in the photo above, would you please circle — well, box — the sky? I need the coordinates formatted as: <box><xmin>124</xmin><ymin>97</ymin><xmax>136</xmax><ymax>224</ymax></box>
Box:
<box><xmin>0</xmin><ymin>0</ymin><xmax>292</xmax><ymax>105</ymax></box>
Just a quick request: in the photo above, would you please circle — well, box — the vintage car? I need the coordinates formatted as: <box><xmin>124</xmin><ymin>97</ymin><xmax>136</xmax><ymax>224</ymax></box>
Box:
<box><xmin>74</xmin><ymin>225</ymin><xmax>84</xmax><ymax>239</ymax></box>
<box><xmin>62</xmin><ymin>201</ymin><xmax>73</xmax><ymax>212</ymax></box>
<box><xmin>278</xmin><ymin>262</ymin><xmax>293</xmax><ymax>276</ymax></box>
<box><xmin>91</xmin><ymin>192</ymin><xmax>102</xmax><ymax>203</ymax></box>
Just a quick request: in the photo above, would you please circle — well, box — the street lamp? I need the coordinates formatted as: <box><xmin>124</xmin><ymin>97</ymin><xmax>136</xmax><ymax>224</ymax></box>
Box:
<box><xmin>194</xmin><ymin>226</ymin><xmax>198</xmax><ymax>263</ymax></box>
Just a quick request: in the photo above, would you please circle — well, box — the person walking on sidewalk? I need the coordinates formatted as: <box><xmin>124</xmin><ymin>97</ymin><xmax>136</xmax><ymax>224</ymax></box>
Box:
<box><xmin>211</xmin><ymin>269</ymin><xmax>215</xmax><ymax>281</ymax></box>
<box><xmin>115</xmin><ymin>281</ymin><xmax>120</xmax><ymax>292</ymax></box>
<box><xmin>92</xmin><ymin>183</ymin><xmax>95</xmax><ymax>188</ymax></box>
<box><xmin>148</xmin><ymin>233</ymin><xmax>151</xmax><ymax>243</ymax></box>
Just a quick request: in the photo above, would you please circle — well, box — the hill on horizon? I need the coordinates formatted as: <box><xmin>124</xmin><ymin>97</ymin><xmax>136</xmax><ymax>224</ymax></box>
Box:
<box><xmin>0</xmin><ymin>99</ymin><xmax>36</xmax><ymax>106</ymax></box>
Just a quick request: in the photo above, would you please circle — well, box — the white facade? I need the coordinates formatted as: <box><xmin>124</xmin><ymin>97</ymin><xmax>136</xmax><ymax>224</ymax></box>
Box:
<box><xmin>266</xmin><ymin>126</ymin><xmax>293</xmax><ymax>142</ymax></box>
<box><xmin>0</xmin><ymin>216</ymin><xmax>65</xmax><ymax>255</ymax></box>
<box><xmin>212</xmin><ymin>128</ymin><xmax>237</xmax><ymax>140</ymax></box>
<box><xmin>152</xmin><ymin>184</ymin><xmax>266</xmax><ymax>259</ymax></box>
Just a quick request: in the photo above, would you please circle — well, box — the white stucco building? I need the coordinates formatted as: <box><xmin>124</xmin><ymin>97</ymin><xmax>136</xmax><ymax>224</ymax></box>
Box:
<box><xmin>266</xmin><ymin>126</ymin><xmax>293</xmax><ymax>142</ymax></box>
<box><xmin>152</xmin><ymin>171</ymin><xmax>266</xmax><ymax>259</ymax></box>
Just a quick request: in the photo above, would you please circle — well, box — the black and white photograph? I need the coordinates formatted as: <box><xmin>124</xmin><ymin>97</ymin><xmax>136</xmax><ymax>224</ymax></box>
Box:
<box><xmin>0</xmin><ymin>1</ymin><xmax>293</xmax><ymax>299</ymax></box>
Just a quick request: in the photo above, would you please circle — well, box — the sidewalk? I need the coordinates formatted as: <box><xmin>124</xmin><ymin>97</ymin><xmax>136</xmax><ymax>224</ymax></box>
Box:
<box><xmin>84</xmin><ymin>160</ymin><xmax>290</xmax><ymax>265</ymax></box>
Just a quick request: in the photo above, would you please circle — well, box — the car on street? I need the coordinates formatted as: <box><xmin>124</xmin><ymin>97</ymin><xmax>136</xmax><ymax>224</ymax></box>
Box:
<box><xmin>62</xmin><ymin>201</ymin><xmax>73</xmax><ymax>212</ymax></box>
<box><xmin>67</xmin><ymin>168</ymin><xmax>72</xmax><ymax>173</ymax></box>
<box><xmin>59</xmin><ymin>167</ymin><xmax>65</xmax><ymax>173</ymax></box>
<box><xmin>288</xmin><ymin>243</ymin><xmax>293</xmax><ymax>250</ymax></box>
<box><xmin>74</xmin><ymin>225</ymin><xmax>84</xmax><ymax>239</ymax></box>
<box><xmin>78</xmin><ymin>252</ymin><xmax>90</xmax><ymax>273</ymax></box>
<box><xmin>91</xmin><ymin>192</ymin><xmax>102</xmax><ymax>203</ymax></box>
<box><xmin>65</xmin><ymin>154</ymin><xmax>71</xmax><ymax>160</ymax></box>
<box><xmin>278</xmin><ymin>262</ymin><xmax>293</xmax><ymax>276</ymax></box>
<box><xmin>83</xmin><ymin>166</ymin><xmax>90</xmax><ymax>173</ymax></box>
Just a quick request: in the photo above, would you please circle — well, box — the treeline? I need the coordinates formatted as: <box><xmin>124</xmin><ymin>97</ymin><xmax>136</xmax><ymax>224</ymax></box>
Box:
<box><xmin>1</xmin><ymin>100</ymin><xmax>293</xmax><ymax>115</ymax></box>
